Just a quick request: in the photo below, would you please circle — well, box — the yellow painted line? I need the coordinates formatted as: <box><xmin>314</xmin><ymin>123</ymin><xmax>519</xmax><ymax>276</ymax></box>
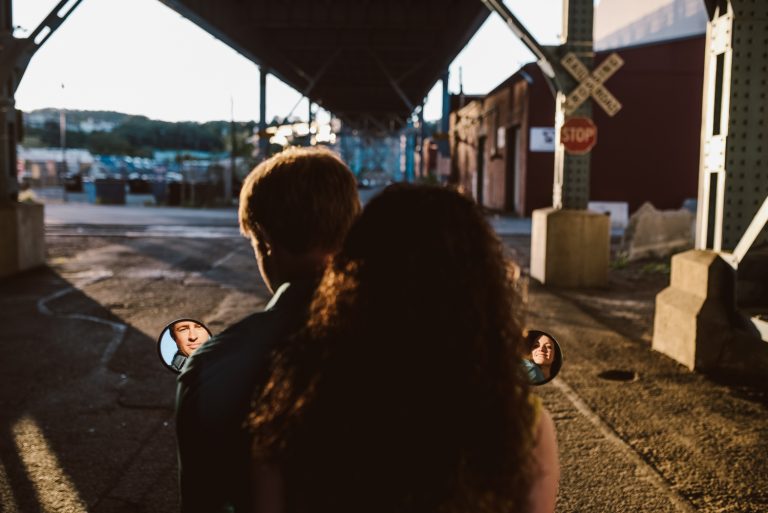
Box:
<box><xmin>12</xmin><ymin>415</ymin><xmax>87</xmax><ymax>513</ymax></box>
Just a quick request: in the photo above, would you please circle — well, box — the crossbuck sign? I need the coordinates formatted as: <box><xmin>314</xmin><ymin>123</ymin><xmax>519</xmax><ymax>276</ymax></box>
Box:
<box><xmin>561</xmin><ymin>52</ymin><xmax>624</xmax><ymax>117</ymax></box>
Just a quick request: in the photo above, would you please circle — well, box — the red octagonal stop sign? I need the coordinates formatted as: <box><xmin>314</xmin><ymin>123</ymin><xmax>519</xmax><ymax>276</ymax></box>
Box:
<box><xmin>560</xmin><ymin>117</ymin><xmax>597</xmax><ymax>155</ymax></box>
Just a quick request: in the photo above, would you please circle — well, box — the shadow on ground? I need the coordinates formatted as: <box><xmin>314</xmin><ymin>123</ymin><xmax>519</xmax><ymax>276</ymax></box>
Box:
<box><xmin>0</xmin><ymin>267</ymin><xmax>178</xmax><ymax>513</ymax></box>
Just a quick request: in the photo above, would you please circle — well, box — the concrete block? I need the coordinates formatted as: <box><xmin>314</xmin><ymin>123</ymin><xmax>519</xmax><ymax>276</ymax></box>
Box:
<box><xmin>652</xmin><ymin>250</ymin><xmax>733</xmax><ymax>370</ymax></box>
<box><xmin>530</xmin><ymin>208</ymin><xmax>610</xmax><ymax>287</ymax></box>
<box><xmin>622</xmin><ymin>202</ymin><xmax>694</xmax><ymax>261</ymax></box>
<box><xmin>0</xmin><ymin>202</ymin><xmax>46</xmax><ymax>279</ymax></box>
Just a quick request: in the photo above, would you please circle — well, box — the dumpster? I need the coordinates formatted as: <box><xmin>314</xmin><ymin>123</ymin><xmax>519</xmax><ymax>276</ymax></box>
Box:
<box><xmin>151</xmin><ymin>180</ymin><xmax>168</xmax><ymax>204</ymax></box>
<box><xmin>83</xmin><ymin>178</ymin><xmax>126</xmax><ymax>204</ymax></box>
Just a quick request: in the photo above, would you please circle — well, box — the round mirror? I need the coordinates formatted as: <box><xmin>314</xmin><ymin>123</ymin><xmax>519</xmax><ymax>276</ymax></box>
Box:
<box><xmin>157</xmin><ymin>318</ymin><xmax>213</xmax><ymax>374</ymax></box>
<box><xmin>521</xmin><ymin>330</ymin><xmax>563</xmax><ymax>385</ymax></box>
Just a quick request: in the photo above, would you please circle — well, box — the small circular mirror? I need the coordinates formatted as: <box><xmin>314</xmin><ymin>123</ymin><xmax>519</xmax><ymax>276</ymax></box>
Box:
<box><xmin>521</xmin><ymin>330</ymin><xmax>563</xmax><ymax>386</ymax></box>
<box><xmin>157</xmin><ymin>319</ymin><xmax>212</xmax><ymax>374</ymax></box>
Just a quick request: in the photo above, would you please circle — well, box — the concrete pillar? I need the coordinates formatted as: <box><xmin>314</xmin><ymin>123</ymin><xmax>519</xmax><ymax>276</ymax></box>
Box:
<box><xmin>0</xmin><ymin>203</ymin><xmax>46</xmax><ymax>278</ymax></box>
<box><xmin>530</xmin><ymin>208</ymin><xmax>609</xmax><ymax>287</ymax></box>
<box><xmin>653</xmin><ymin>250</ymin><xmax>733</xmax><ymax>370</ymax></box>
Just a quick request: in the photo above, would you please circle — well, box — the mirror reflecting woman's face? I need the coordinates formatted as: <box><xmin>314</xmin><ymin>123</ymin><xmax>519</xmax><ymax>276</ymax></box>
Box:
<box><xmin>522</xmin><ymin>330</ymin><xmax>562</xmax><ymax>386</ymax></box>
<box><xmin>157</xmin><ymin>319</ymin><xmax>213</xmax><ymax>374</ymax></box>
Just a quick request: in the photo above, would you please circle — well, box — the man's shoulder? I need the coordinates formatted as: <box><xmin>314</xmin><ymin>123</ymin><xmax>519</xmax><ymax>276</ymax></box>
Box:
<box><xmin>178</xmin><ymin>281</ymin><xmax>316</xmax><ymax>381</ymax></box>
<box><xmin>178</xmin><ymin>309</ymin><xmax>279</xmax><ymax>378</ymax></box>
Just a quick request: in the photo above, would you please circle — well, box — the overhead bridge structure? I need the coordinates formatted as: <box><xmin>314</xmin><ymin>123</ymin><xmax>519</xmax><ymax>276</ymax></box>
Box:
<box><xmin>158</xmin><ymin>0</ymin><xmax>489</xmax><ymax>130</ymax></box>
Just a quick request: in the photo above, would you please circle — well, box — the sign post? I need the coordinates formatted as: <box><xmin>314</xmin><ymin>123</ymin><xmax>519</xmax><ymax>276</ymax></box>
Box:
<box><xmin>483</xmin><ymin>0</ymin><xmax>624</xmax><ymax>287</ymax></box>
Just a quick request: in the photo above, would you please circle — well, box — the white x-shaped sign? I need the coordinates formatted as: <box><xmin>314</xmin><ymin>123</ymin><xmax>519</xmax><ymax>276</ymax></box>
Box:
<box><xmin>561</xmin><ymin>52</ymin><xmax>624</xmax><ymax>117</ymax></box>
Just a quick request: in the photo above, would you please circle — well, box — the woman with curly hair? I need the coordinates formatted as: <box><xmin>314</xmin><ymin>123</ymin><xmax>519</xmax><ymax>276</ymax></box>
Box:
<box><xmin>249</xmin><ymin>184</ymin><xmax>559</xmax><ymax>513</ymax></box>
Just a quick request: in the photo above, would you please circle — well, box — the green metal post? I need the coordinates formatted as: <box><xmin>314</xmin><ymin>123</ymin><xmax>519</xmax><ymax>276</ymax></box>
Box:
<box><xmin>696</xmin><ymin>1</ymin><xmax>768</xmax><ymax>251</ymax></box>
<box><xmin>552</xmin><ymin>0</ymin><xmax>594</xmax><ymax>210</ymax></box>
<box><xmin>0</xmin><ymin>0</ymin><xmax>16</xmax><ymax>204</ymax></box>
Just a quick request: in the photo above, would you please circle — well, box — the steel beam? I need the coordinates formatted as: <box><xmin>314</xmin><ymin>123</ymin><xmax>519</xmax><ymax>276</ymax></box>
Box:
<box><xmin>0</xmin><ymin>0</ymin><xmax>84</xmax><ymax>204</ymax></box>
<box><xmin>695</xmin><ymin>1</ymin><xmax>768</xmax><ymax>251</ymax></box>
<box><xmin>479</xmin><ymin>0</ymin><xmax>561</xmax><ymax>93</ymax></box>
<box><xmin>439</xmin><ymin>69</ymin><xmax>450</xmax><ymax>158</ymax></box>
<box><xmin>0</xmin><ymin>0</ymin><xmax>13</xmax><ymax>203</ymax></box>
<box><xmin>552</xmin><ymin>0</ymin><xmax>594</xmax><ymax>210</ymax></box>
<box><xmin>370</xmin><ymin>49</ymin><xmax>415</xmax><ymax>113</ymax></box>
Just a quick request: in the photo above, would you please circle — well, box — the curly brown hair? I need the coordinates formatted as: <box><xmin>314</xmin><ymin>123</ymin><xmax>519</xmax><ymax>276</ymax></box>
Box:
<box><xmin>250</xmin><ymin>184</ymin><xmax>536</xmax><ymax>513</ymax></box>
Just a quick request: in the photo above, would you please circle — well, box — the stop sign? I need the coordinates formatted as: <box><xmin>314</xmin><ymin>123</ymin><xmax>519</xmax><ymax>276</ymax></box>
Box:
<box><xmin>560</xmin><ymin>117</ymin><xmax>597</xmax><ymax>154</ymax></box>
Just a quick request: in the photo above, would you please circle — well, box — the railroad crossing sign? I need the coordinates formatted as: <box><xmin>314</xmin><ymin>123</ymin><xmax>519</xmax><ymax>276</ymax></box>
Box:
<box><xmin>561</xmin><ymin>52</ymin><xmax>624</xmax><ymax>116</ymax></box>
<box><xmin>561</xmin><ymin>117</ymin><xmax>597</xmax><ymax>154</ymax></box>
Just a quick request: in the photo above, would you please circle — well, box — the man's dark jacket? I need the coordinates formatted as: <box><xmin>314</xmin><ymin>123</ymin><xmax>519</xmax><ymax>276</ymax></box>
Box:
<box><xmin>176</xmin><ymin>281</ymin><xmax>315</xmax><ymax>513</ymax></box>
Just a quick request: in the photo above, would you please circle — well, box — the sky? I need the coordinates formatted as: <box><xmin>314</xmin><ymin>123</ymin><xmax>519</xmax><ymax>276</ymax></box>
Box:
<box><xmin>13</xmin><ymin>0</ymin><xmax>569</xmax><ymax>123</ymax></box>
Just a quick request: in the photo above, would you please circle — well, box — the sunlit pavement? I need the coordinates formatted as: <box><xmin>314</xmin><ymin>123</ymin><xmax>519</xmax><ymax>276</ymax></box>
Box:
<box><xmin>0</xmin><ymin>205</ymin><xmax>766</xmax><ymax>512</ymax></box>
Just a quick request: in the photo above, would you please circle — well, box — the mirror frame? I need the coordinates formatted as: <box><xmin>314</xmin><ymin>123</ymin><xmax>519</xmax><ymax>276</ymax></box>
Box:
<box><xmin>524</xmin><ymin>330</ymin><xmax>563</xmax><ymax>386</ymax></box>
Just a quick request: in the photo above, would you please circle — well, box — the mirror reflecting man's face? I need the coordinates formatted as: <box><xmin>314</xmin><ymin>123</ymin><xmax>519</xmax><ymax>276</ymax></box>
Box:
<box><xmin>531</xmin><ymin>335</ymin><xmax>555</xmax><ymax>366</ymax></box>
<box><xmin>171</xmin><ymin>320</ymin><xmax>210</xmax><ymax>356</ymax></box>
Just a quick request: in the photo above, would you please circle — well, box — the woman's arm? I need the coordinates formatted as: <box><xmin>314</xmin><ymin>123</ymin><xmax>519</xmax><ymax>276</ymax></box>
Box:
<box><xmin>527</xmin><ymin>406</ymin><xmax>560</xmax><ymax>513</ymax></box>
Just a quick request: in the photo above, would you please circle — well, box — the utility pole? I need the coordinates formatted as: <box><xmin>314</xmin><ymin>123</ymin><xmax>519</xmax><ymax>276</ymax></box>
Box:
<box><xmin>226</xmin><ymin>97</ymin><xmax>234</xmax><ymax>205</ymax></box>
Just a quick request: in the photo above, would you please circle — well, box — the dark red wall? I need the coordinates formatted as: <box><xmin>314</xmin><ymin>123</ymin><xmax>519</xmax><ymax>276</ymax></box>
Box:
<box><xmin>523</xmin><ymin>65</ymin><xmax>556</xmax><ymax>215</ymax></box>
<box><xmin>450</xmin><ymin>36</ymin><xmax>704</xmax><ymax>215</ymax></box>
<box><xmin>590</xmin><ymin>36</ymin><xmax>704</xmax><ymax>212</ymax></box>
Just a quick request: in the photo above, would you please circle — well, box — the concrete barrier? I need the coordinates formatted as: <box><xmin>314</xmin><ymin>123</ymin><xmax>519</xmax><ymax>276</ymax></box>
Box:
<box><xmin>0</xmin><ymin>202</ymin><xmax>46</xmax><ymax>279</ymax></box>
<box><xmin>621</xmin><ymin>202</ymin><xmax>694</xmax><ymax>261</ymax></box>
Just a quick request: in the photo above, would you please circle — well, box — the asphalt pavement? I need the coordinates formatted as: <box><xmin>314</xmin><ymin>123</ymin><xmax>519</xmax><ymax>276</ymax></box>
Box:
<box><xmin>0</xmin><ymin>200</ymin><xmax>765</xmax><ymax>512</ymax></box>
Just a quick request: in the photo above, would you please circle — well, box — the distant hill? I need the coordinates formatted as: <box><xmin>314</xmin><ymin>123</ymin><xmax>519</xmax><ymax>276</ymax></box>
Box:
<box><xmin>24</xmin><ymin>109</ymin><xmax>130</xmax><ymax>128</ymax></box>
<box><xmin>21</xmin><ymin>109</ymin><xmax>255</xmax><ymax>158</ymax></box>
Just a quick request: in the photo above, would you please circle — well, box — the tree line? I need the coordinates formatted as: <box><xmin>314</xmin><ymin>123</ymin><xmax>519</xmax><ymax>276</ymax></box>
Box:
<box><xmin>22</xmin><ymin>111</ymin><xmax>256</xmax><ymax>158</ymax></box>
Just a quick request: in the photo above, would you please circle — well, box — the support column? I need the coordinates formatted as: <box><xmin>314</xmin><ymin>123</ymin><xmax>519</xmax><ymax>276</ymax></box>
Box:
<box><xmin>530</xmin><ymin>0</ymin><xmax>609</xmax><ymax>287</ymax></box>
<box><xmin>259</xmin><ymin>66</ymin><xmax>269</xmax><ymax>159</ymax></box>
<box><xmin>1</xmin><ymin>0</ymin><xmax>16</xmax><ymax>204</ymax></box>
<box><xmin>439</xmin><ymin>69</ymin><xmax>450</xmax><ymax>158</ymax></box>
<box><xmin>0</xmin><ymin>0</ymin><xmax>45</xmax><ymax>278</ymax></box>
<box><xmin>404</xmin><ymin>117</ymin><xmax>415</xmax><ymax>183</ymax></box>
<box><xmin>693</xmin><ymin>2</ymin><xmax>768</xmax><ymax>252</ymax></box>
<box><xmin>653</xmin><ymin>1</ymin><xmax>768</xmax><ymax>375</ymax></box>
<box><xmin>417</xmin><ymin>104</ymin><xmax>424</xmax><ymax>179</ymax></box>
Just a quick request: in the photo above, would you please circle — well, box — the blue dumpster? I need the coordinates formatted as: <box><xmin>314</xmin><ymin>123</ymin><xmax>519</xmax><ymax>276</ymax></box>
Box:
<box><xmin>83</xmin><ymin>180</ymin><xmax>96</xmax><ymax>203</ymax></box>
